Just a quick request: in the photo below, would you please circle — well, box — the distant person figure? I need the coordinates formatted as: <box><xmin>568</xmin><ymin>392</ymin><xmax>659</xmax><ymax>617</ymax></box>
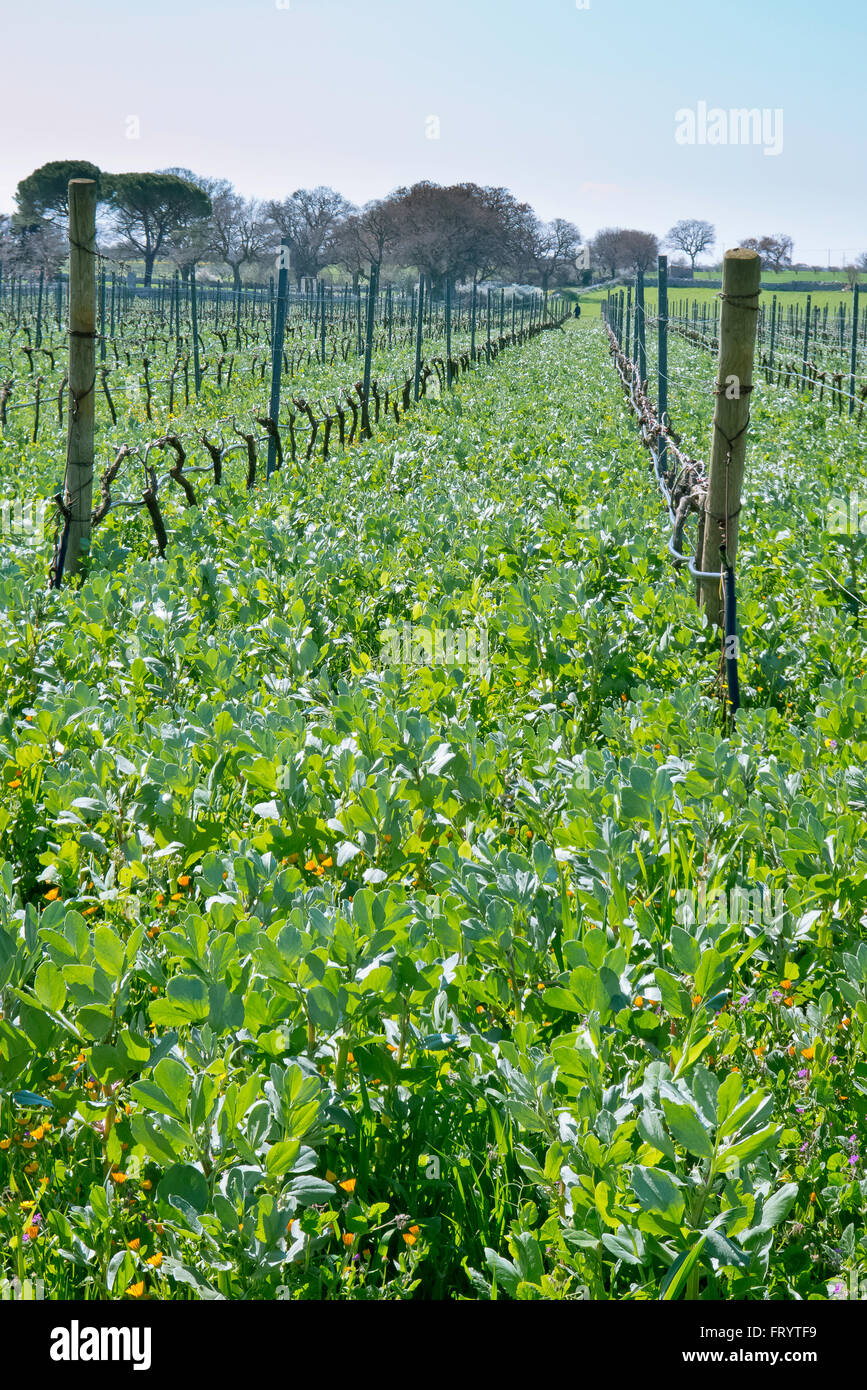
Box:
<box><xmin>574</xmin><ymin>302</ymin><xmax>581</xmax><ymax>319</ymax></box>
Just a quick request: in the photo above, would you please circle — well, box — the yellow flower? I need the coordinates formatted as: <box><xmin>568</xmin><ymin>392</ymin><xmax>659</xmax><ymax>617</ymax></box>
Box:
<box><xmin>31</xmin><ymin>1126</ymin><xmax>44</xmax><ymax>1142</ymax></box>
<box><xmin>801</xmin><ymin>1046</ymin><xmax>815</xmax><ymax>1060</ymax></box>
<box><xmin>24</xmin><ymin>1161</ymin><xmax>38</xmax><ymax>1174</ymax></box>
<box><xmin>0</xmin><ymin>1139</ymin><xmax>11</xmax><ymax>1150</ymax></box>
<box><xmin>304</xmin><ymin>859</ymin><xmax>318</xmax><ymax>871</ymax></box>
<box><xmin>125</xmin><ymin>1282</ymin><xmax>145</xmax><ymax>1298</ymax></box>
<box><xmin>8</xmin><ymin>778</ymin><xmax>21</xmax><ymax>790</ymax></box>
<box><xmin>325</xmin><ymin>1170</ymin><xmax>338</xmax><ymax>1183</ymax></box>
<box><xmin>128</xmin><ymin>1238</ymin><xmax>141</xmax><ymax>1250</ymax></box>
<box><xmin>170</xmin><ymin>892</ymin><xmax>183</xmax><ymax>902</ymax></box>
<box><xmin>44</xmin><ymin>887</ymin><xmax>60</xmax><ymax>901</ymax></box>
<box><xmin>141</xmin><ymin>1180</ymin><xmax>153</xmax><ymax>1191</ymax></box>
<box><xmin>319</xmin><ymin>855</ymin><xmax>333</xmax><ymax>867</ymax></box>
<box><xmin>339</xmin><ymin>1178</ymin><xmax>356</xmax><ymax>1193</ymax></box>
<box><xmin>146</xmin><ymin>1253</ymin><xmax>162</xmax><ymax>1268</ymax></box>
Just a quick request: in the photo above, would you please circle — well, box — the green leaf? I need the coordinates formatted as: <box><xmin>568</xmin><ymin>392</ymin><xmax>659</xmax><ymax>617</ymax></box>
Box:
<box><xmin>662</xmin><ymin>1099</ymin><xmax>714</xmax><ymax>1159</ymax></box>
<box><xmin>660</xmin><ymin>1236</ymin><xmax>707</xmax><ymax>1300</ymax></box>
<box><xmin>34</xmin><ymin>961</ymin><xmax>66</xmax><ymax>1012</ymax></box>
<box><xmin>655</xmin><ymin>967</ymin><xmax>690</xmax><ymax>1018</ymax></box>
<box><xmin>265</xmin><ymin>1139</ymin><xmax>301</xmax><ymax>1177</ymax></box>
<box><xmin>157</xmin><ymin>1162</ymin><xmax>209</xmax><ymax>1215</ymax></box>
<box><xmin>631</xmin><ymin>1165</ymin><xmax>685</xmax><ymax>1223</ymax></box>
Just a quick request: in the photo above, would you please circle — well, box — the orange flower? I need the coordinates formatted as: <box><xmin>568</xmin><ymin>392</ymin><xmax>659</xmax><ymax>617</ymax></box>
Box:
<box><xmin>110</xmin><ymin>1171</ymin><xmax>128</xmax><ymax>1184</ymax></box>
<box><xmin>0</xmin><ymin>1139</ymin><xmax>11</xmax><ymax>1150</ymax></box>
<box><xmin>476</xmin><ymin>1004</ymin><xmax>485</xmax><ymax>1014</ymax></box>
<box><xmin>31</xmin><ymin>1126</ymin><xmax>44</xmax><ymax>1141</ymax></box>
<box><xmin>691</xmin><ymin>994</ymin><xmax>702</xmax><ymax>1007</ymax></box>
<box><xmin>754</xmin><ymin>1045</ymin><xmax>765</xmax><ymax>1058</ymax></box>
<box><xmin>24</xmin><ymin>1161</ymin><xmax>38</xmax><ymax>1174</ymax></box>
<box><xmin>24</xmin><ymin>1223</ymin><xmax>39</xmax><ymax>1240</ymax></box>
<box><xmin>633</xmin><ymin>995</ymin><xmax>644</xmax><ymax>1008</ymax></box>
<box><xmin>83</xmin><ymin>906</ymin><xmax>97</xmax><ymax>916</ymax></box>
<box><xmin>178</xmin><ymin>875</ymin><xmax>190</xmax><ymax>888</ymax></box>
<box><xmin>801</xmin><ymin>1046</ymin><xmax>815</xmax><ymax>1060</ymax></box>
<box><xmin>787</xmin><ymin>1045</ymin><xmax>796</xmax><ymax>1057</ymax></box>
<box><xmin>304</xmin><ymin>859</ymin><xmax>318</xmax><ymax>871</ymax></box>
<box><xmin>339</xmin><ymin>1178</ymin><xmax>356</xmax><ymax>1193</ymax></box>
<box><xmin>125</xmin><ymin>1282</ymin><xmax>145</xmax><ymax>1298</ymax></box>
<box><xmin>781</xmin><ymin>978</ymin><xmax>792</xmax><ymax>990</ymax></box>
<box><xmin>809</xmin><ymin>1192</ymin><xmax>817</xmax><ymax>1203</ymax></box>
<box><xmin>146</xmin><ymin>1253</ymin><xmax>162</xmax><ymax>1268</ymax></box>
<box><xmin>8</xmin><ymin>778</ymin><xmax>21</xmax><ymax>790</ymax></box>
<box><xmin>170</xmin><ymin>892</ymin><xmax>183</xmax><ymax>902</ymax></box>
<box><xmin>156</xmin><ymin>894</ymin><xmax>164</xmax><ymax>906</ymax></box>
<box><xmin>783</xmin><ymin>997</ymin><xmax>795</xmax><ymax>1008</ymax></box>
<box><xmin>141</xmin><ymin>1180</ymin><xmax>153</xmax><ymax>1191</ymax></box>
<box><xmin>840</xmin><ymin>1016</ymin><xmax>850</xmax><ymax>1028</ymax></box>
<box><xmin>319</xmin><ymin>855</ymin><xmax>333</xmax><ymax>867</ymax></box>
<box><xmin>128</xmin><ymin>1238</ymin><xmax>141</xmax><ymax>1250</ymax></box>
<box><xmin>382</xmin><ymin>834</ymin><xmax>392</xmax><ymax>844</ymax></box>
<box><xmin>44</xmin><ymin>887</ymin><xmax>60</xmax><ymax>901</ymax></box>
<box><xmin>341</xmin><ymin>1232</ymin><xmax>354</xmax><ymax>1246</ymax></box>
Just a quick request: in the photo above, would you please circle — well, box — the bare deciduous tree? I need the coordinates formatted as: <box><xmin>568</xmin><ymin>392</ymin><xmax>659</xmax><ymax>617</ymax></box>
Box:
<box><xmin>665</xmin><ymin>218</ymin><xmax>715</xmax><ymax>270</ymax></box>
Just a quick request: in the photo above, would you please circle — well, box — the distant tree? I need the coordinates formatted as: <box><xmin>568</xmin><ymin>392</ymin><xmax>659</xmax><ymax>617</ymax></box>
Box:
<box><xmin>103</xmin><ymin>173</ymin><xmax>212</xmax><ymax>285</ymax></box>
<box><xmin>855</xmin><ymin>251</ymin><xmax>867</xmax><ymax>272</ymax></box>
<box><xmin>515</xmin><ymin>216</ymin><xmax>581</xmax><ymax>292</ymax></box>
<box><xmin>266</xmin><ymin>187</ymin><xmax>355</xmax><ymax>287</ymax></box>
<box><xmin>158</xmin><ymin>168</ymin><xmax>226</xmax><ymax>279</ymax></box>
<box><xmin>740</xmin><ymin>234</ymin><xmax>793</xmax><ymax>274</ymax></box>
<box><xmin>207</xmin><ymin>187</ymin><xmax>274</xmax><ymax>289</ymax></box>
<box><xmin>0</xmin><ymin>213</ymin><xmax>65</xmax><ymax>275</ymax></box>
<box><xmin>590</xmin><ymin>227</ymin><xmax>629</xmax><ymax>278</ymax></box>
<box><xmin>14</xmin><ymin>159</ymin><xmax>102</xmax><ymax>225</ymax></box>
<box><xmin>383</xmin><ymin>182</ymin><xmax>528</xmax><ymax>293</ymax></box>
<box><xmin>665</xmin><ymin>218</ymin><xmax>715</xmax><ymax>270</ymax></box>
<box><xmin>332</xmin><ymin>199</ymin><xmax>401</xmax><ymax>285</ymax></box>
<box><xmin>620</xmin><ymin>229</ymin><xmax>660</xmax><ymax>274</ymax></box>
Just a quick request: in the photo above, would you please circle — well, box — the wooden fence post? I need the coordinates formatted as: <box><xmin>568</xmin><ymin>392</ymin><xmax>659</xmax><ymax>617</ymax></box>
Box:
<box><xmin>62</xmin><ymin>179</ymin><xmax>97</xmax><ymax>579</ymax></box>
<box><xmin>698</xmin><ymin>248</ymin><xmax>761</xmax><ymax>626</ymax></box>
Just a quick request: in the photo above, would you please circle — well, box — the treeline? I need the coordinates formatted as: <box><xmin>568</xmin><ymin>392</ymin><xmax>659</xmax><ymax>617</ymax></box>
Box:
<box><xmin>0</xmin><ymin>160</ymin><xmax>584</xmax><ymax>293</ymax></box>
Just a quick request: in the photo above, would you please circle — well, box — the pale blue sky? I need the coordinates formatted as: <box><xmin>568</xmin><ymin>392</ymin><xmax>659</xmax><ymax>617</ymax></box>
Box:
<box><xmin>1</xmin><ymin>0</ymin><xmax>864</xmax><ymax>263</ymax></box>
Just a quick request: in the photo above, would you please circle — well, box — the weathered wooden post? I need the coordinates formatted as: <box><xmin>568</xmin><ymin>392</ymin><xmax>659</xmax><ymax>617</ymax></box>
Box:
<box><xmin>698</xmin><ymin>248</ymin><xmax>761</xmax><ymax>627</ymax></box>
<box><xmin>62</xmin><ymin>179</ymin><xmax>97</xmax><ymax>579</ymax></box>
<box><xmin>445</xmin><ymin>278</ymin><xmax>452</xmax><ymax>387</ymax></box>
